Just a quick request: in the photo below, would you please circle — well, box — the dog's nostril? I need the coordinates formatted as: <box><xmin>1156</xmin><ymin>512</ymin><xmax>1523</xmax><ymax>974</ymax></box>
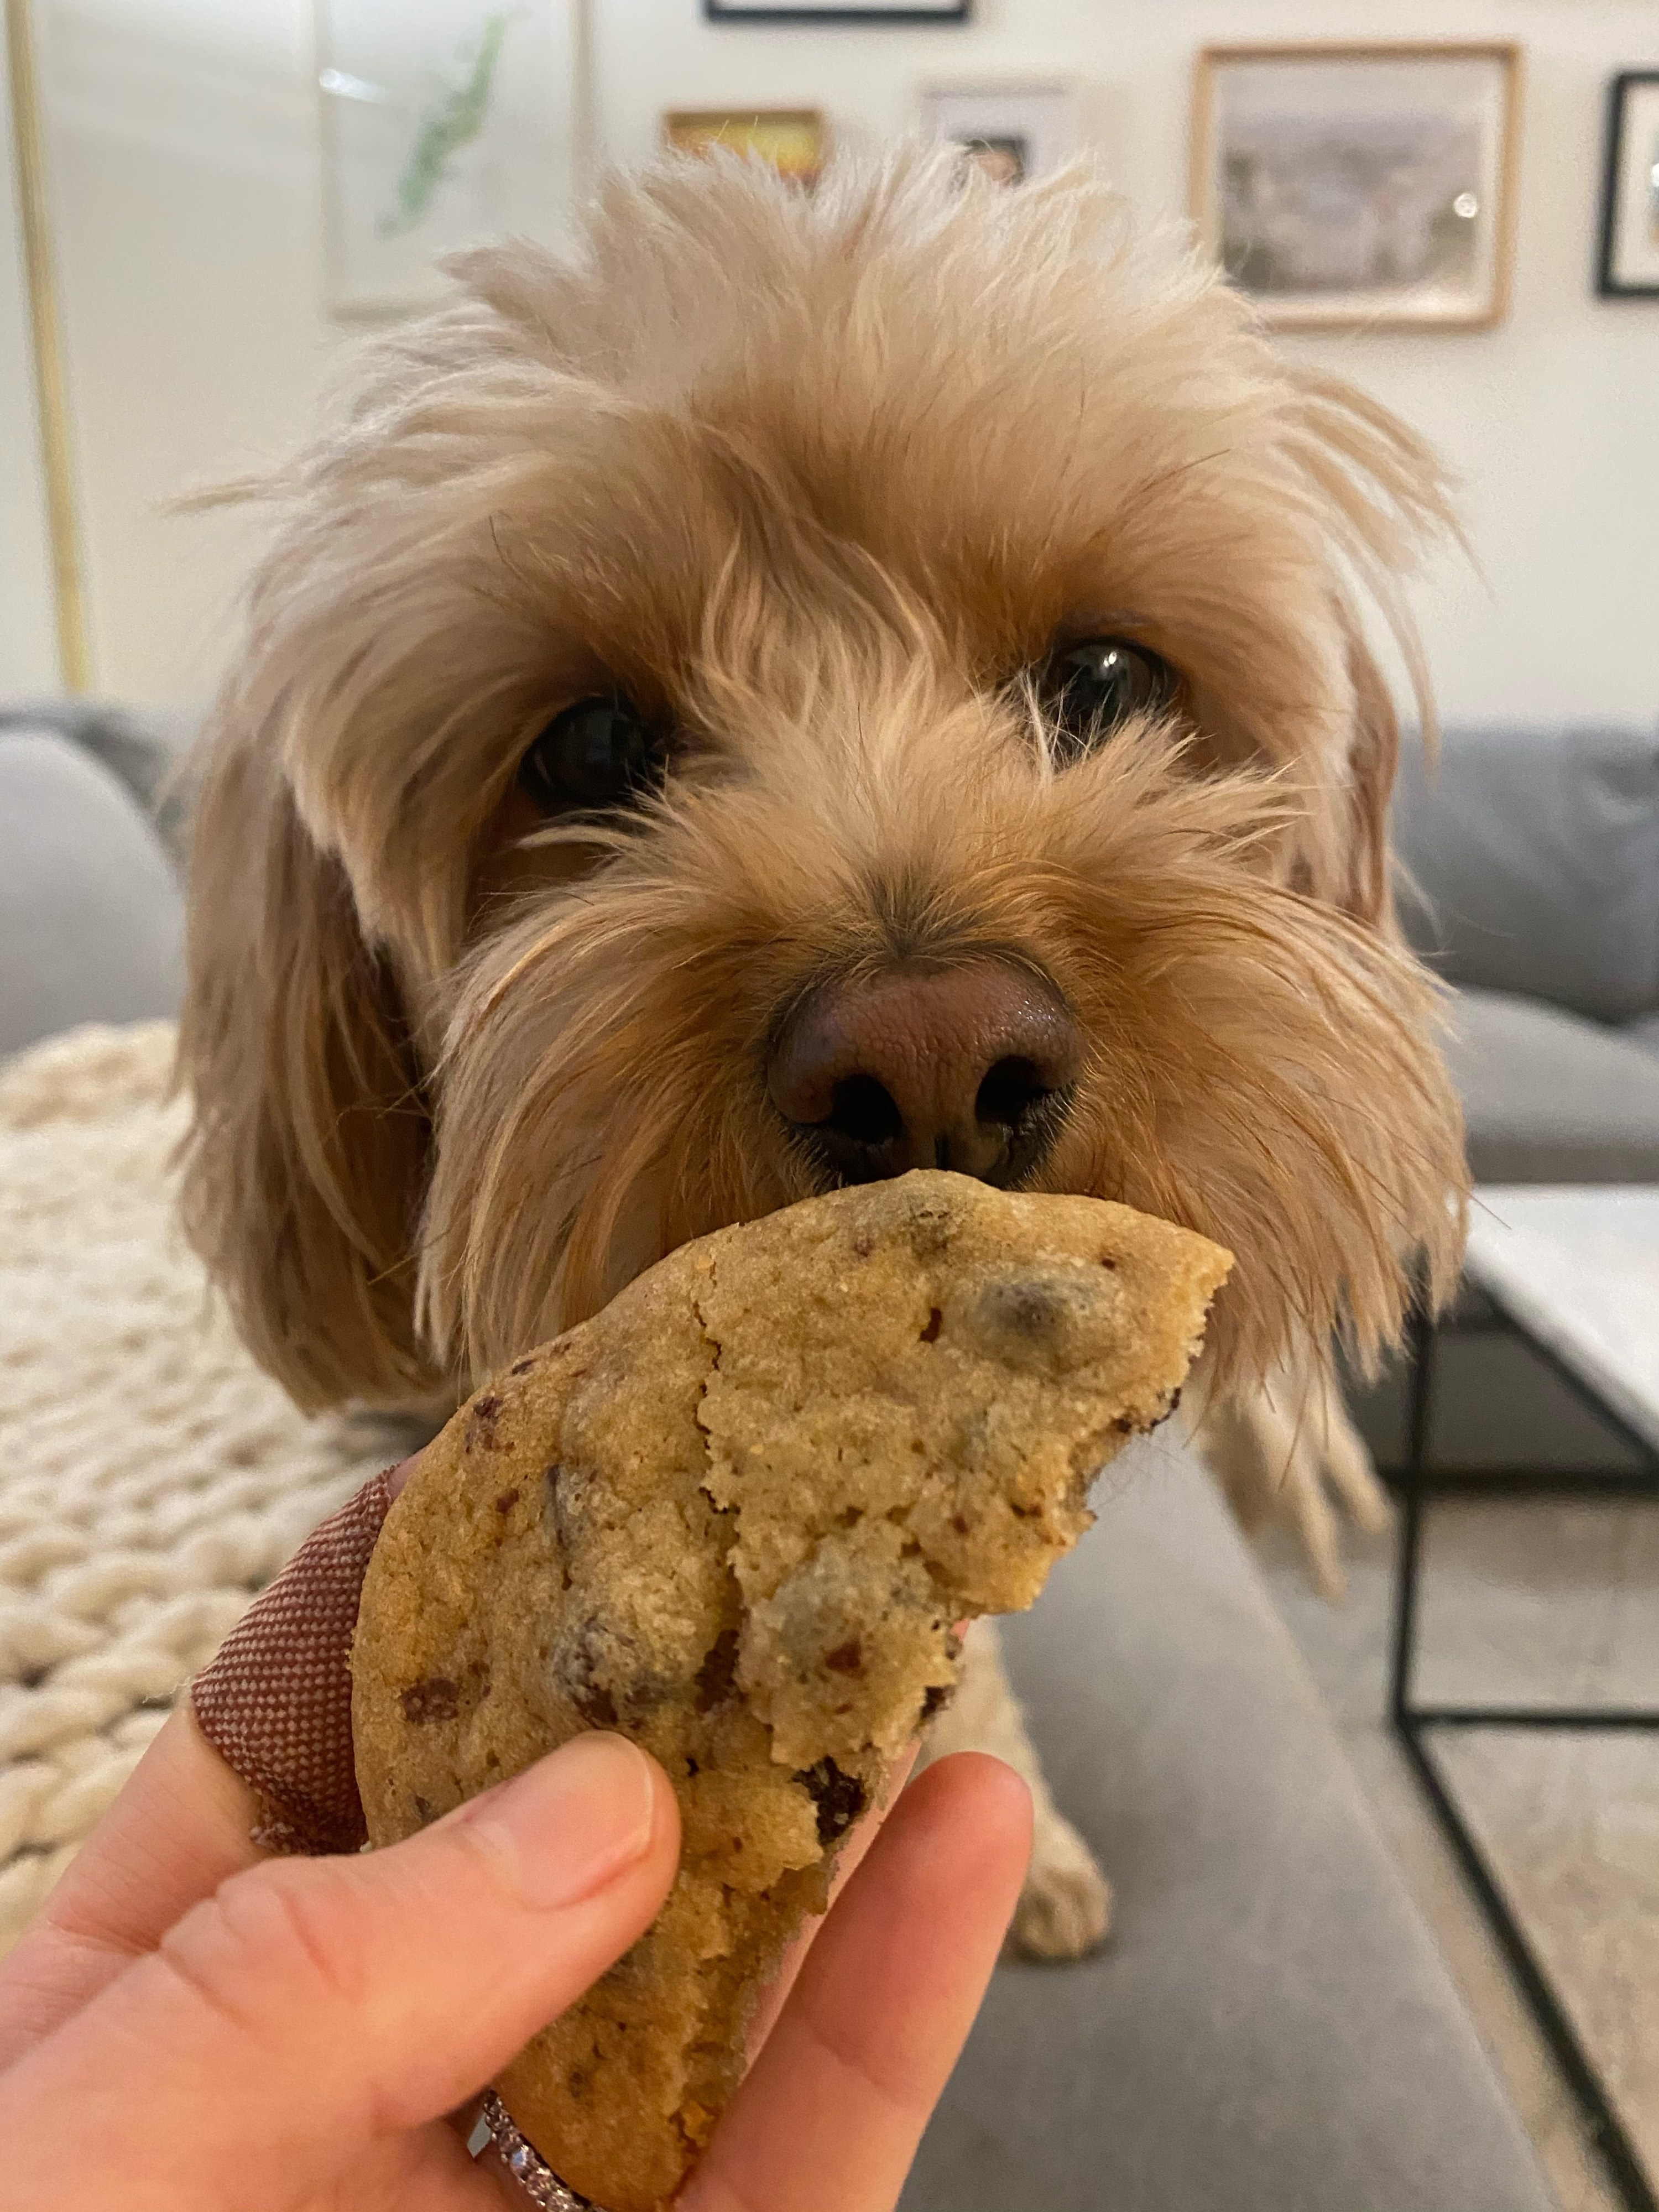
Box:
<box><xmin>827</xmin><ymin>1074</ymin><xmax>904</xmax><ymax>1147</ymax></box>
<box><xmin>975</xmin><ymin>1056</ymin><xmax>1050</xmax><ymax>1130</ymax></box>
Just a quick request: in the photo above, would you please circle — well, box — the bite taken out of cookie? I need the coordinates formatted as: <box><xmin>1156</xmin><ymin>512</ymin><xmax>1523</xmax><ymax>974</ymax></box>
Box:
<box><xmin>351</xmin><ymin>1170</ymin><xmax>1231</xmax><ymax>2212</ymax></box>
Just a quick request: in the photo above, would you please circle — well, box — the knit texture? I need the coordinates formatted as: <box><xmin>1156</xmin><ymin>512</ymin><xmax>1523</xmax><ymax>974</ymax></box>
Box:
<box><xmin>0</xmin><ymin>1022</ymin><xmax>422</xmax><ymax>1952</ymax></box>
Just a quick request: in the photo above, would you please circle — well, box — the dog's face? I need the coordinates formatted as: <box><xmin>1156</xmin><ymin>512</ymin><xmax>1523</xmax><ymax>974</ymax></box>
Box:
<box><xmin>180</xmin><ymin>152</ymin><xmax>1466</xmax><ymax>1415</ymax></box>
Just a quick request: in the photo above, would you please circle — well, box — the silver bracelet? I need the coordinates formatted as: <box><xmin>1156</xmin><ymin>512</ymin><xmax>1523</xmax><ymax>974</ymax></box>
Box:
<box><xmin>480</xmin><ymin>2090</ymin><xmax>606</xmax><ymax>2211</ymax></box>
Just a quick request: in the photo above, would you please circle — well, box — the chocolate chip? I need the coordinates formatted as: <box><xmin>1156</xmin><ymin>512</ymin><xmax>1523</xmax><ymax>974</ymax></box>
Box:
<box><xmin>985</xmin><ymin>1280</ymin><xmax>1065</xmax><ymax>1341</ymax></box>
<box><xmin>823</xmin><ymin>1639</ymin><xmax>863</xmax><ymax>1676</ymax></box>
<box><xmin>1145</xmin><ymin>1386</ymin><xmax>1182</xmax><ymax>1433</ymax></box>
<box><xmin>412</xmin><ymin>1793</ymin><xmax>435</xmax><ymax>1823</ymax></box>
<box><xmin>919</xmin><ymin>1306</ymin><xmax>943</xmax><ymax>1342</ymax></box>
<box><xmin>920</xmin><ymin>1683</ymin><xmax>954</xmax><ymax>1722</ymax></box>
<box><xmin>545</xmin><ymin>1463</ymin><xmax>585</xmax><ymax>1552</ymax></box>
<box><xmin>695</xmin><ymin>1626</ymin><xmax>740</xmax><ymax>1713</ymax></box>
<box><xmin>493</xmin><ymin>1488</ymin><xmax>520</xmax><ymax>1514</ymax></box>
<box><xmin>466</xmin><ymin>1392</ymin><xmax>505</xmax><ymax>1449</ymax></box>
<box><xmin>950</xmin><ymin>1512</ymin><xmax>969</xmax><ymax>1534</ymax></box>
<box><xmin>794</xmin><ymin>1756</ymin><xmax>867</xmax><ymax>1844</ymax></box>
<box><xmin>573</xmin><ymin>1680</ymin><xmax>618</xmax><ymax>1727</ymax></box>
<box><xmin>509</xmin><ymin>1357</ymin><xmax>538</xmax><ymax>1375</ymax></box>
<box><xmin>400</xmin><ymin>1677</ymin><xmax>460</xmax><ymax>1724</ymax></box>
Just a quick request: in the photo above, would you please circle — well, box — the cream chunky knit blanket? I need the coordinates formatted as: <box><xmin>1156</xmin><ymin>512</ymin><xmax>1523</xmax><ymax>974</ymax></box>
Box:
<box><xmin>0</xmin><ymin>1022</ymin><xmax>418</xmax><ymax>1953</ymax></box>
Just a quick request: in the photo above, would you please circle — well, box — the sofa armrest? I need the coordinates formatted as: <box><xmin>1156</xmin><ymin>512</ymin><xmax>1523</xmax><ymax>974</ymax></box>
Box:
<box><xmin>0</xmin><ymin>730</ymin><xmax>185</xmax><ymax>1059</ymax></box>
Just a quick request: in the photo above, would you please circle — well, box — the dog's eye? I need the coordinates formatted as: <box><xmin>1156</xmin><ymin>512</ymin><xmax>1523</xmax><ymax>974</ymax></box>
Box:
<box><xmin>1041</xmin><ymin>636</ymin><xmax>1173</xmax><ymax>763</ymax></box>
<box><xmin>519</xmin><ymin>695</ymin><xmax>666</xmax><ymax>814</ymax></box>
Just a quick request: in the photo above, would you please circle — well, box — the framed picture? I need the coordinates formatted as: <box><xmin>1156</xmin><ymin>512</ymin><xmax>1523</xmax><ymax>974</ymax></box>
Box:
<box><xmin>1597</xmin><ymin>72</ymin><xmax>1659</xmax><ymax>298</ymax></box>
<box><xmin>316</xmin><ymin>0</ymin><xmax>577</xmax><ymax>321</ymax></box>
<box><xmin>917</xmin><ymin>81</ymin><xmax>1080</xmax><ymax>185</ymax></box>
<box><xmin>664</xmin><ymin>110</ymin><xmax>827</xmax><ymax>187</ymax></box>
<box><xmin>1191</xmin><ymin>43</ymin><xmax>1522</xmax><ymax>330</ymax></box>
<box><xmin>706</xmin><ymin>1</ymin><xmax>967</xmax><ymax>21</ymax></box>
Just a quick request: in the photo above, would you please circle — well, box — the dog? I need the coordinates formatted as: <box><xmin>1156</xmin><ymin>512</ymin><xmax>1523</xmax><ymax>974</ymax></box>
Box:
<box><xmin>177</xmin><ymin>148</ymin><xmax>1468</xmax><ymax>1958</ymax></box>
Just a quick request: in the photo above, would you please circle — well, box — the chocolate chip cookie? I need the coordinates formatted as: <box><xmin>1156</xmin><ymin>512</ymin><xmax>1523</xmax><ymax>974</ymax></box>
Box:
<box><xmin>352</xmin><ymin>1170</ymin><xmax>1230</xmax><ymax>2211</ymax></box>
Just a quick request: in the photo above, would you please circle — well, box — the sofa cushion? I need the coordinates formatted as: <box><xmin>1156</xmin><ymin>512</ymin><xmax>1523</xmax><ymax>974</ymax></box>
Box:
<box><xmin>1623</xmin><ymin>1010</ymin><xmax>1659</xmax><ymax>1061</ymax></box>
<box><xmin>0</xmin><ymin>697</ymin><xmax>196</xmax><ymax>864</ymax></box>
<box><xmin>1443</xmin><ymin>985</ymin><xmax>1659</xmax><ymax>1184</ymax></box>
<box><xmin>904</xmin><ymin>1442</ymin><xmax>1553</xmax><ymax>2212</ymax></box>
<box><xmin>0</xmin><ymin>730</ymin><xmax>185</xmax><ymax>1058</ymax></box>
<box><xmin>1392</xmin><ymin>723</ymin><xmax>1659</xmax><ymax>1024</ymax></box>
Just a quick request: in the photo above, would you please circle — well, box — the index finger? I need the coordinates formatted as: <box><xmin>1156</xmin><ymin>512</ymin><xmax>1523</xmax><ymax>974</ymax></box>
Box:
<box><xmin>681</xmin><ymin>1752</ymin><xmax>1031</xmax><ymax>2212</ymax></box>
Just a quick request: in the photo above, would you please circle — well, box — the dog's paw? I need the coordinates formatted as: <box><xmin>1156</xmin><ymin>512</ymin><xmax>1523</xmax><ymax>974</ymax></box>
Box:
<box><xmin>1009</xmin><ymin>1809</ymin><xmax>1112</xmax><ymax>1960</ymax></box>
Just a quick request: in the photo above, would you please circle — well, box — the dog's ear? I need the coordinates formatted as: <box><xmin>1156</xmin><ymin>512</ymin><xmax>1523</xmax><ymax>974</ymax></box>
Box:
<box><xmin>176</xmin><ymin>728</ymin><xmax>442</xmax><ymax>1412</ymax></box>
<box><xmin>1280</xmin><ymin>366</ymin><xmax>1457</xmax><ymax>936</ymax></box>
<box><xmin>1334</xmin><ymin>621</ymin><xmax>1402</xmax><ymax>933</ymax></box>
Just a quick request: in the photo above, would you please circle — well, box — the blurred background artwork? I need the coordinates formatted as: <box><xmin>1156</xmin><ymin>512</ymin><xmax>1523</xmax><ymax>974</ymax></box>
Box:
<box><xmin>663</xmin><ymin>106</ymin><xmax>825</xmax><ymax>184</ymax></box>
<box><xmin>2</xmin><ymin>1</ymin><xmax>1656</xmax><ymax>729</ymax></box>
<box><xmin>1192</xmin><ymin>43</ymin><xmax>1520</xmax><ymax>329</ymax></box>
<box><xmin>705</xmin><ymin>0</ymin><xmax>968</xmax><ymax>19</ymax></box>
<box><xmin>916</xmin><ymin>79</ymin><xmax>1077</xmax><ymax>184</ymax></box>
<box><xmin>1598</xmin><ymin>71</ymin><xmax>1659</xmax><ymax>298</ymax></box>
<box><xmin>318</xmin><ymin>0</ymin><xmax>577</xmax><ymax>316</ymax></box>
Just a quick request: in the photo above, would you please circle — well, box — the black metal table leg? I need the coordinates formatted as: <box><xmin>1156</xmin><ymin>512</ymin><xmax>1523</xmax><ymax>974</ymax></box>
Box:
<box><xmin>1386</xmin><ymin>1292</ymin><xmax>1659</xmax><ymax>2212</ymax></box>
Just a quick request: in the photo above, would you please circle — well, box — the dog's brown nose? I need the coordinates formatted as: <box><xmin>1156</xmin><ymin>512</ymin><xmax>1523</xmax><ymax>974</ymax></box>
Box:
<box><xmin>768</xmin><ymin>958</ymin><xmax>1083</xmax><ymax>1187</ymax></box>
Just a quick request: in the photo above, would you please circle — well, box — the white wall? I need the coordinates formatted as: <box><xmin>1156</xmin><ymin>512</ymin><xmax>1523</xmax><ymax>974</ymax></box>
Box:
<box><xmin>8</xmin><ymin>0</ymin><xmax>1657</xmax><ymax>721</ymax></box>
<box><xmin>25</xmin><ymin>0</ymin><xmax>343</xmax><ymax>702</ymax></box>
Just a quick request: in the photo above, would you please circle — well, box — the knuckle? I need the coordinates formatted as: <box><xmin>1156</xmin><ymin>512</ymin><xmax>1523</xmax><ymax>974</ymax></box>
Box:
<box><xmin>158</xmin><ymin>1858</ymin><xmax>370</xmax><ymax>2041</ymax></box>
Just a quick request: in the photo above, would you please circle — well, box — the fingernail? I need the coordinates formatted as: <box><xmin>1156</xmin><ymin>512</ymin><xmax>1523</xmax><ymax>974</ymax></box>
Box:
<box><xmin>457</xmin><ymin>1733</ymin><xmax>659</xmax><ymax>1910</ymax></box>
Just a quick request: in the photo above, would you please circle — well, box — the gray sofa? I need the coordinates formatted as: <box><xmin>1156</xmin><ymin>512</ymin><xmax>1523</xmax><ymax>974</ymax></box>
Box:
<box><xmin>1394</xmin><ymin>719</ymin><xmax>1659</xmax><ymax>1185</ymax></box>
<box><xmin>0</xmin><ymin>702</ymin><xmax>1563</xmax><ymax>2210</ymax></box>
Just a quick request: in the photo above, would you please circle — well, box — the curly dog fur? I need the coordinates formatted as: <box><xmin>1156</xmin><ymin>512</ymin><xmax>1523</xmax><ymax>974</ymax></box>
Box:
<box><xmin>177</xmin><ymin>149</ymin><xmax>1468</xmax><ymax>1952</ymax></box>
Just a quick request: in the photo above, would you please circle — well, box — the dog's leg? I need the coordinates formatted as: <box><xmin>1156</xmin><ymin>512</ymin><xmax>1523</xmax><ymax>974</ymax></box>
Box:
<box><xmin>1192</xmin><ymin>1354</ymin><xmax>1389</xmax><ymax>1600</ymax></box>
<box><xmin>919</xmin><ymin>1616</ymin><xmax>1110</xmax><ymax>1960</ymax></box>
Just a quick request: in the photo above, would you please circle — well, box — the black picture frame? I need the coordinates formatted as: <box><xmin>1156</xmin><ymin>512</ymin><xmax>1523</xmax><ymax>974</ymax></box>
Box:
<box><xmin>705</xmin><ymin>1</ymin><xmax>968</xmax><ymax>21</ymax></box>
<box><xmin>1596</xmin><ymin>70</ymin><xmax>1659</xmax><ymax>298</ymax></box>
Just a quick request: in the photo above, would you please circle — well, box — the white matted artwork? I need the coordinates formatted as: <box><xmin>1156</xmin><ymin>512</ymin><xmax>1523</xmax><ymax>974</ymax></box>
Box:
<box><xmin>1192</xmin><ymin>43</ymin><xmax>1522</xmax><ymax>330</ymax></box>
<box><xmin>316</xmin><ymin>0</ymin><xmax>577</xmax><ymax>321</ymax></box>
<box><xmin>917</xmin><ymin>81</ymin><xmax>1079</xmax><ymax>186</ymax></box>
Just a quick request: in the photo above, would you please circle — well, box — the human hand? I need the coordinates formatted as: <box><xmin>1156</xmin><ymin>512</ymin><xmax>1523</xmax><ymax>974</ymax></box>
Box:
<box><xmin>0</xmin><ymin>1562</ymin><xmax>1030</xmax><ymax>2212</ymax></box>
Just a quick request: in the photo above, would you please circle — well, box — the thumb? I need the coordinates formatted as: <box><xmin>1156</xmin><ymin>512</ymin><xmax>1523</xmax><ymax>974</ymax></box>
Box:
<box><xmin>1</xmin><ymin>1733</ymin><xmax>679</xmax><ymax>2206</ymax></box>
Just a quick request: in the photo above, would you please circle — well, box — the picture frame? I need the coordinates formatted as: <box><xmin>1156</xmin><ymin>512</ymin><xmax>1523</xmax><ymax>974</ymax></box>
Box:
<box><xmin>1596</xmin><ymin>72</ymin><xmax>1659</xmax><ymax>298</ymax></box>
<box><xmin>4</xmin><ymin>0</ymin><xmax>90</xmax><ymax>687</ymax></box>
<box><xmin>316</xmin><ymin>0</ymin><xmax>578</xmax><ymax>322</ymax></box>
<box><xmin>663</xmin><ymin>109</ymin><xmax>828</xmax><ymax>187</ymax></box>
<box><xmin>1191</xmin><ymin>42</ymin><xmax>1523</xmax><ymax>331</ymax></box>
<box><xmin>705</xmin><ymin>0</ymin><xmax>967</xmax><ymax>23</ymax></box>
<box><xmin>917</xmin><ymin>80</ymin><xmax>1080</xmax><ymax>186</ymax></box>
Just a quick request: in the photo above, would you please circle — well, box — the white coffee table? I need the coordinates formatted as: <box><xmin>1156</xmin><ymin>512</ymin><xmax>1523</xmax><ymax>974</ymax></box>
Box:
<box><xmin>1389</xmin><ymin>1185</ymin><xmax>1659</xmax><ymax>2212</ymax></box>
<box><xmin>1464</xmin><ymin>1187</ymin><xmax>1659</xmax><ymax>1456</ymax></box>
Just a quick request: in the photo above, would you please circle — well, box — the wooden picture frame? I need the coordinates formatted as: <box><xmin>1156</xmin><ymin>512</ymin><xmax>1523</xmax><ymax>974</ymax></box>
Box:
<box><xmin>1596</xmin><ymin>71</ymin><xmax>1659</xmax><ymax>298</ymax></box>
<box><xmin>4</xmin><ymin>0</ymin><xmax>90</xmax><ymax>687</ymax></box>
<box><xmin>1191</xmin><ymin>41</ymin><xmax>1523</xmax><ymax>331</ymax></box>
<box><xmin>662</xmin><ymin>109</ymin><xmax>827</xmax><ymax>186</ymax></box>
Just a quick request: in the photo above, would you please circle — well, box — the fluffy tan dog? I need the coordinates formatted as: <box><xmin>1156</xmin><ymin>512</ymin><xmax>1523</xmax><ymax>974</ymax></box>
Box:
<box><xmin>178</xmin><ymin>149</ymin><xmax>1467</xmax><ymax>1957</ymax></box>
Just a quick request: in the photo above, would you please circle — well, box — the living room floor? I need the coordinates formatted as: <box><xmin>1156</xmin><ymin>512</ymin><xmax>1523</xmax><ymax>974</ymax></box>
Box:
<box><xmin>1259</xmin><ymin>1449</ymin><xmax>1658</xmax><ymax>2212</ymax></box>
